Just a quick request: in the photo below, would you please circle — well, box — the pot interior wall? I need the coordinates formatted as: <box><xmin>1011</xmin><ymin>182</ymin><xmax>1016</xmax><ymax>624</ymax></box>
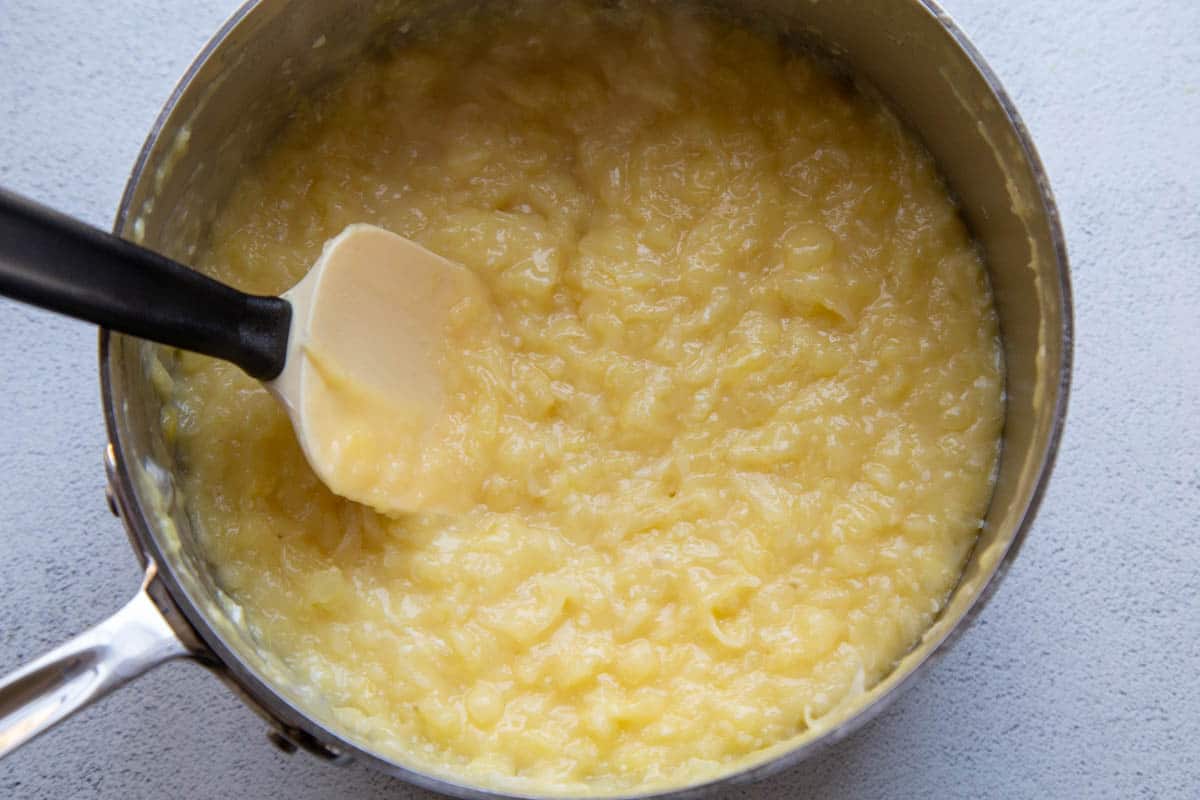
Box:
<box><xmin>106</xmin><ymin>0</ymin><xmax>1067</xmax><ymax>785</ymax></box>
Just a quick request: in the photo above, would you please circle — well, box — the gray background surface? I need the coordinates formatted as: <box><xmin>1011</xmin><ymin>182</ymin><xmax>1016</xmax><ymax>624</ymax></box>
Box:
<box><xmin>0</xmin><ymin>0</ymin><xmax>1197</xmax><ymax>797</ymax></box>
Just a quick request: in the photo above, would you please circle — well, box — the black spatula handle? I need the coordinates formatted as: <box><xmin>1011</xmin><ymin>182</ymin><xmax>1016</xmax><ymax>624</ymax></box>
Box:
<box><xmin>0</xmin><ymin>188</ymin><xmax>291</xmax><ymax>381</ymax></box>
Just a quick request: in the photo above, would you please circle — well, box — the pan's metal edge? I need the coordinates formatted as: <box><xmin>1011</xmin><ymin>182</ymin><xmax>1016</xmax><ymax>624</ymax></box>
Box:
<box><xmin>98</xmin><ymin>1</ymin><xmax>1074</xmax><ymax>798</ymax></box>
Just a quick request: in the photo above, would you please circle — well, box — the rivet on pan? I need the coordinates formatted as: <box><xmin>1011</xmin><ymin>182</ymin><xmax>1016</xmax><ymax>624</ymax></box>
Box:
<box><xmin>104</xmin><ymin>485</ymin><xmax>120</xmax><ymax>517</ymax></box>
<box><xmin>103</xmin><ymin>444</ymin><xmax>121</xmax><ymax>517</ymax></box>
<box><xmin>266</xmin><ymin>728</ymin><xmax>299</xmax><ymax>755</ymax></box>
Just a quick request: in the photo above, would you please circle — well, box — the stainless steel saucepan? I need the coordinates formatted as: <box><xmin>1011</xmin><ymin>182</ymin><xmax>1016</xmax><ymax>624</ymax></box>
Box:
<box><xmin>0</xmin><ymin>1</ymin><xmax>1071</xmax><ymax>797</ymax></box>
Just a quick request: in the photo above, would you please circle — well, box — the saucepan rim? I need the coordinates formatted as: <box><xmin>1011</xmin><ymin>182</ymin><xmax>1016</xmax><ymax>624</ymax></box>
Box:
<box><xmin>99</xmin><ymin>0</ymin><xmax>1073</xmax><ymax>797</ymax></box>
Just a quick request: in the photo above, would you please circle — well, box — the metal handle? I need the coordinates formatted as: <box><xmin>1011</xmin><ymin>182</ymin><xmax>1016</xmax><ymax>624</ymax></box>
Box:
<box><xmin>0</xmin><ymin>564</ymin><xmax>189</xmax><ymax>757</ymax></box>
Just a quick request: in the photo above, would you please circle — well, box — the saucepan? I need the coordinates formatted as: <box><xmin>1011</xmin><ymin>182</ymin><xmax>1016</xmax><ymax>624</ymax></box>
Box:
<box><xmin>0</xmin><ymin>0</ymin><xmax>1071</xmax><ymax>797</ymax></box>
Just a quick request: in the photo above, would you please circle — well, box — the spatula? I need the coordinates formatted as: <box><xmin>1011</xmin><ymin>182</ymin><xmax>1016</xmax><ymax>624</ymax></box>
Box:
<box><xmin>0</xmin><ymin>188</ymin><xmax>493</xmax><ymax>515</ymax></box>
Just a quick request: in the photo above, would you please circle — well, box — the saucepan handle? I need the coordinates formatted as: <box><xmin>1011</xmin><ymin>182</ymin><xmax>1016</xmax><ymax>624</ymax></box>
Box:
<box><xmin>0</xmin><ymin>563</ymin><xmax>190</xmax><ymax>757</ymax></box>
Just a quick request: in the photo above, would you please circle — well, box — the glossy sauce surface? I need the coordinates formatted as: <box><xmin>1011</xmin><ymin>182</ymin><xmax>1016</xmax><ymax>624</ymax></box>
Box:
<box><xmin>166</xmin><ymin>2</ymin><xmax>1003</xmax><ymax>793</ymax></box>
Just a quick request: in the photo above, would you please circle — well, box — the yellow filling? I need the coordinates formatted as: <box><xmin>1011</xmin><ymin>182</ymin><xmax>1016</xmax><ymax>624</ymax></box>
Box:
<box><xmin>167</xmin><ymin>1</ymin><xmax>1003</xmax><ymax>793</ymax></box>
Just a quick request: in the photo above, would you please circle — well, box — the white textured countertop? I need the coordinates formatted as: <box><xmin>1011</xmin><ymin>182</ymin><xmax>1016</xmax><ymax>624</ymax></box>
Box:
<box><xmin>1</xmin><ymin>1</ymin><xmax>1197</xmax><ymax>797</ymax></box>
